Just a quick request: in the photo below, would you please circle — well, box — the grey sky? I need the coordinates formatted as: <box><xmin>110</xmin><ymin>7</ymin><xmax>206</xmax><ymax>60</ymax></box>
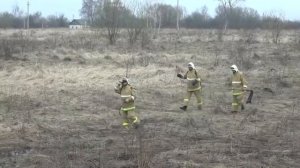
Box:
<box><xmin>0</xmin><ymin>0</ymin><xmax>299</xmax><ymax>21</ymax></box>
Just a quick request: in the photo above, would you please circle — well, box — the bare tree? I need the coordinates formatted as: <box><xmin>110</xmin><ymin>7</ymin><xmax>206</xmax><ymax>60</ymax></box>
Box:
<box><xmin>26</xmin><ymin>0</ymin><xmax>29</xmax><ymax>29</ymax></box>
<box><xmin>176</xmin><ymin>0</ymin><xmax>180</xmax><ymax>31</ymax></box>
<box><xmin>12</xmin><ymin>4</ymin><xmax>23</xmax><ymax>17</ymax></box>
<box><xmin>263</xmin><ymin>11</ymin><xmax>285</xmax><ymax>44</ymax></box>
<box><xmin>94</xmin><ymin>0</ymin><xmax>124</xmax><ymax>45</ymax></box>
<box><xmin>151</xmin><ymin>4</ymin><xmax>164</xmax><ymax>35</ymax></box>
<box><xmin>106</xmin><ymin>0</ymin><xmax>121</xmax><ymax>45</ymax></box>
<box><xmin>123</xmin><ymin>0</ymin><xmax>146</xmax><ymax>45</ymax></box>
<box><xmin>145</xmin><ymin>2</ymin><xmax>184</xmax><ymax>36</ymax></box>
<box><xmin>216</xmin><ymin>0</ymin><xmax>245</xmax><ymax>31</ymax></box>
<box><xmin>81</xmin><ymin>0</ymin><xmax>102</xmax><ymax>25</ymax></box>
<box><xmin>201</xmin><ymin>6</ymin><xmax>209</xmax><ymax>21</ymax></box>
<box><xmin>144</xmin><ymin>0</ymin><xmax>160</xmax><ymax>29</ymax></box>
<box><xmin>141</xmin><ymin>0</ymin><xmax>161</xmax><ymax>42</ymax></box>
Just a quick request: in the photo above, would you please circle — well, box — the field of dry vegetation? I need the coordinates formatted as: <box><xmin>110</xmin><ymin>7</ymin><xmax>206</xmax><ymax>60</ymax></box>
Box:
<box><xmin>0</xmin><ymin>28</ymin><xmax>300</xmax><ymax>168</ymax></box>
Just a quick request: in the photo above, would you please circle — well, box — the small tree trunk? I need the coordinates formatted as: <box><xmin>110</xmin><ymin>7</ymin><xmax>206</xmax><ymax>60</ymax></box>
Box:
<box><xmin>224</xmin><ymin>19</ymin><xmax>228</xmax><ymax>32</ymax></box>
<box><xmin>158</xmin><ymin>12</ymin><xmax>161</xmax><ymax>34</ymax></box>
<box><xmin>176</xmin><ymin>0</ymin><xmax>180</xmax><ymax>32</ymax></box>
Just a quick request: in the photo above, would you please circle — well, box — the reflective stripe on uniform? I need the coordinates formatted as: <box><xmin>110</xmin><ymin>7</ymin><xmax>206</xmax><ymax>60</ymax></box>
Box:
<box><xmin>232</xmin><ymin>103</ymin><xmax>239</xmax><ymax>106</ymax></box>
<box><xmin>122</xmin><ymin>122</ymin><xmax>129</xmax><ymax>129</ymax></box>
<box><xmin>198</xmin><ymin>102</ymin><xmax>203</xmax><ymax>105</ymax></box>
<box><xmin>232</xmin><ymin>81</ymin><xmax>241</xmax><ymax>84</ymax></box>
<box><xmin>233</xmin><ymin>92</ymin><xmax>243</xmax><ymax>96</ymax></box>
<box><xmin>184</xmin><ymin>99</ymin><xmax>189</xmax><ymax>102</ymax></box>
<box><xmin>121</xmin><ymin>106</ymin><xmax>136</xmax><ymax>111</ymax></box>
<box><xmin>133</xmin><ymin>117</ymin><xmax>138</xmax><ymax>123</ymax></box>
<box><xmin>121</xmin><ymin>95</ymin><xmax>131</xmax><ymax>98</ymax></box>
<box><xmin>187</xmin><ymin>78</ymin><xmax>200</xmax><ymax>81</ymax></box>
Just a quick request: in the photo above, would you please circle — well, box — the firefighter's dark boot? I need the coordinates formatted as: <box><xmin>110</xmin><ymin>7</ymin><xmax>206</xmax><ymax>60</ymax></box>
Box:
<box><xmin>241</xmin><ymin>104</ymin><xmax>245</xmax><ymax>111</ymax></box>
<box><xmin>180</xmin><ymin>106</ymin><xmax>187</xmax><ymax>111</ymax></box>
<box><xmin>133</xmin><ymin>122</ymin><xmax>139</xmax><ymax>129</ymax></box>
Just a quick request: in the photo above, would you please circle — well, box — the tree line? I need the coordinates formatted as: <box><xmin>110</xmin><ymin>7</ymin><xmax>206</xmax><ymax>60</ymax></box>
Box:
<box><xmin>80</xmin><ymin>0</ymin><xmax>300</xmax><ymax>30</ymax></box>
<box><xmin>1</xmin><ymin>0</ymin><xmax>299</xmax><ymax>30</ymax></box>
<box><xmin>0</xmin><ymin>5</ymin><xmax>69</xmax><ymax>28</ymax></box>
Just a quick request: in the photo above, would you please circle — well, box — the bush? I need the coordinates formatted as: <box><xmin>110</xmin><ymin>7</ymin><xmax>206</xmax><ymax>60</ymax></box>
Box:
<box><xmin>104</xmin><ymin>55</ymin><xmax>112</xmax><ymax>60</ymax></box>
<box><xmin>141</xmin><ymin>29</ymin><xmax>152</xmax><ymax>49</ymax></box>
<box><xmin>63</xmin><ymin>57</ymin><xmax>72</xmax><ymax>61</ymax></box>
<box><xmin>0</xmin><ymin>40</ymin><xmax>13</xmax><ymax>60</ymax></box>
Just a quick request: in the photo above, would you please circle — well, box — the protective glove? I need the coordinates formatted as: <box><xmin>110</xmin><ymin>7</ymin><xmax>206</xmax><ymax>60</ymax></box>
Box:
<box><xmin>177</xmin><ymin>74</ymin><xmax>183</xmax><ymax>79</ymax></box>
<box><xmin>243</xmin><ymin>85</ymin><xmax>247</xmax><ymax>91</ymax></box>
<box><xmin>125</xmin><ymin>96</ymin><xmax>134</xmax><ymax>103</ymax></box>
<box><xmin>125</xmin><ymin>98</ymin><xmax>130</xmax><ymax>103</ymax></box>
<box><xmin>192</xmin><ymin>79</ymin><xmax>198</xmax><ymax>86</ymax></box>
<box><xmin>114</xmin><ymin>85</ymin><xmax>121</xmax><ymax>93</ymax></box>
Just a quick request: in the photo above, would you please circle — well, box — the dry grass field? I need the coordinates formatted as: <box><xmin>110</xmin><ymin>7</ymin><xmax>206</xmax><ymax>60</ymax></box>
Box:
<box><xmin>0</xmin><ymin>28</ymin><xmax>300</xmax><ymax>168</ymax></box>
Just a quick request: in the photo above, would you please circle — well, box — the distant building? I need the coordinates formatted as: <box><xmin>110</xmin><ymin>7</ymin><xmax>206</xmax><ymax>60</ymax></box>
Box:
<box><xmin>69</xmin><ymin>19</ymin><xmax>87</xmax><ymax>29</ymax></box>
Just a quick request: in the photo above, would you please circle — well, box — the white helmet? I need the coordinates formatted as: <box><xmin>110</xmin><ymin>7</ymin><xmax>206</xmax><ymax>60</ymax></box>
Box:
<box><xmin>188</xmin><ymin>62</ymin><xmax>195</xmax><ymax>69</ymax></box>
<box><xmin>120</xmin><ymin>77</ymin><xmax>129</xmax><ymax>84</ymax></box>
<box><xmin>230</xmin><ymin>64</ymin><xmax>239</xmax><ymax>72</ymax></box>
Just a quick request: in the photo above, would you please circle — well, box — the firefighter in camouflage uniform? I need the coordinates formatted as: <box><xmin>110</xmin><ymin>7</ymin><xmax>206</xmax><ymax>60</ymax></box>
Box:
<box><xmin>230</xmin><ymin>65</ymin><xmax>247</xmax><ymax>113</ymax></box>
<box><xmin>177</xmin><ymin>62</ymin><xmax>202</xmax><ymax>111</ymax></box>
<box><xmin>114</xmin><ymin>77</ymin><xmax>139</xmax><ymax>128</ymax></box>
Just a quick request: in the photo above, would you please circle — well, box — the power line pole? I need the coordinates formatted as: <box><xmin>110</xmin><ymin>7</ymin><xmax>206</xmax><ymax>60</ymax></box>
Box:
<box><xmin>27</xmin><ymin>0</ymin><xmax>30</xmax><ymax>29</ymax></box>
<box><xmin>176</xmin><ymin>0</ymin><xmax>179</xmax><ymax>31</ymax></box>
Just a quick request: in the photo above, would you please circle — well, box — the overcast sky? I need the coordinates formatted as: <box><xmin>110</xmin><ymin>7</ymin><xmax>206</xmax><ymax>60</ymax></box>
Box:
<box><xmin>0</xmin><ymin>0</ymin><xmax>299</xmax><ymax>21</ymax></box>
